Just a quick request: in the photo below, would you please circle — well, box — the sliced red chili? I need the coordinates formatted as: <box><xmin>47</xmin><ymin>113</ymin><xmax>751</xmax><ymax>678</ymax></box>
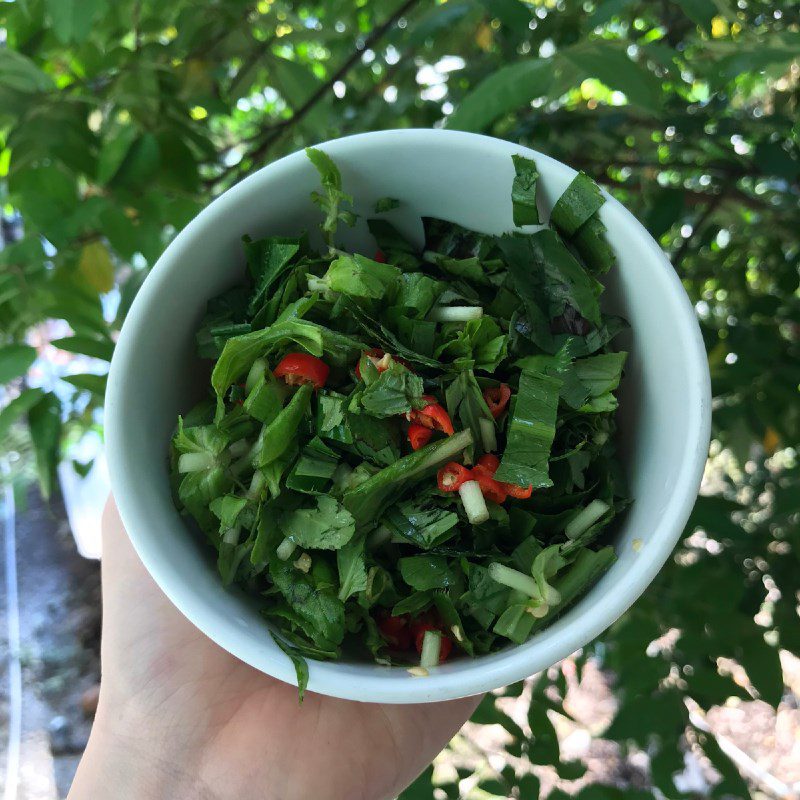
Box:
<box><xmin>505</xmin><ymin>482</ymin><xmax>533</xmax><ymax>500</ymax></box>
<box><xmin>483</xmin><ymin>384</ymin><xmax>511</xmax><ymax>419</ymax></box>
<box><xmin>374</xmin><ymin>249</ymin><xmax>387</xmax><ymax>263</ymax></box>
<box><xmin>411</xmin><ymin>622</ymin><xmax>453</xmax><ymax>663</ymax></box>
<box><xmin>273</xmin><ymin>353</ymin><xmax>329</xmax><ymax>389</ymax></box>
<box><xmin>472</xmin><ymin>464</ymin><xmax>508</xmax><ymax>504</ymax></box>
<box><xmin>355</xmin><ymin>348</ymin><xmax>390</xmax><ymax>380</ymax></box>
<box><xmin>409</xmin><ymin>396</ymin><xmax>454</xmax><ymax>435</ymax></box>
<box><xmin>377</xmin><ymin>615</ymin><xmax>412</xmax><ymax>650</ymax></box>
<box><xmin>475</xmin><ymin>454</ymin><xmax>532</xmax><ymax>500</ymax></box>
<box><xmin>477</xmin><ymin>453</ymin><xmax>500</xmax><ymax>473</ymax></box>
<box><xmin>408</xmin><ymin>422</ymin><xmax>433</xmax><ymax>451</ymax></box>
<box><xmin>437</xmin><ymin>462</ymin><xmax>472</xmax><ymax>492</ymax></box>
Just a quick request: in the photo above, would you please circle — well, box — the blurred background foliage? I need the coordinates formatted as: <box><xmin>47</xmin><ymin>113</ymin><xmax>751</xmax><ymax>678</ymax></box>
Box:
<box><xmin>0</xmin><ymin>0</ymin><xmax>798</xmax><ymax>797</ymax></box>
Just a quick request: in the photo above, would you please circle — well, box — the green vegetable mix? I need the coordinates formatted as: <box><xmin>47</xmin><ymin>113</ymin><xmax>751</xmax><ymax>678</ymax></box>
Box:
<box><xmin>171</xmin><ymin>149</ymin><xmax>629</xmax><ymax>699</ymax></box>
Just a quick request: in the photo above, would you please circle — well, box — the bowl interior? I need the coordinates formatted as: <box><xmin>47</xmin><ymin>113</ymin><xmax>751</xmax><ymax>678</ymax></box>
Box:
<box><xmin>107</xmin><ymin>130</ymin><xmax>709</xmax><ymax>703</ymax></box>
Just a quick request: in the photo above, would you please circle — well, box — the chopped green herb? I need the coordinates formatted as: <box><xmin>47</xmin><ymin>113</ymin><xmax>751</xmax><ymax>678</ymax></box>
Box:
<box><xmin>511</xmin><ymin>154</ymin><xmax>540</xmax><ymax>226</ymax></box>
<box><xmin>170</xmin><ymin>149</ymin><xmax>628</xmax><ymax>693</ymax></box>
<box><xmin>550</xmin><ymin>171</ymin><xmax>605</xmax><ymax>237</ymax></box>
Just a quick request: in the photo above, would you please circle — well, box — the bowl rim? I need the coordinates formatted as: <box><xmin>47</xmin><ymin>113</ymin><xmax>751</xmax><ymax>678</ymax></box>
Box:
<box><xmin>107</xmin><ymin>128</ymin><xmax>711</xmax><ymax>703</ymax></box>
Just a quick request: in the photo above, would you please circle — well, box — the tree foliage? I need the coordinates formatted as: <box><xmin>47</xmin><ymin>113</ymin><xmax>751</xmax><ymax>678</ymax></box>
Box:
<box><xmin>1</xmin><ymin>0</ymin><xmax>798</xmax><ymax>796</ymax></box>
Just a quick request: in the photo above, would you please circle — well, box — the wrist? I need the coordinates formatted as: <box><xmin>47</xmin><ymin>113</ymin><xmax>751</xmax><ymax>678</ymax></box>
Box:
<box><xmin>68</xmin><ymin>693</ymin><xmax>210</xmax><ymax>800</ymax></box>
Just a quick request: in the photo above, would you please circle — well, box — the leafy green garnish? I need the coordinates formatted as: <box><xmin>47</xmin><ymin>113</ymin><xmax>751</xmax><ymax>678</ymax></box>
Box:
<box><xmin>573</xmin><ymin>214</ymin><xmax>616</xmax><ymax>275</ymax></box>
<box><xmin>306</xmin><ymin>147</ymin><xmax>355</xmax><ymax>243</ymax></box>
<box><xmin>268</xmin><ymin>546</ymin><xmax>346</xmax><ymax>650</ymax></box>
<box><xmin>170</xmin><ymin>149</ymin><xmax>629</xmax><ymax>689</ymax></box>
<box><xmin>271</xmin><ymin>633</ymin><xmax>310</xmax><ymax>703</ymax></box>
<box><xmin>285</xmin><ymin>436</ymin><xmax>340</xmax><ymax>494</ymax></box>
<box><xmin>258</xmin><ymin>382</ymin><xmax>313</xmax><ymax>467</ymax></box>
<box><xmin>280</xmin><ymin>495</ymin><xmax>356</xmax><ymax>550</ymax></box>
<box><xmin>550</xmin><ymin>171</ymin><xmax>605</xmax><ymax>237</ymax></box>
<box><xmin>436</xmin><ymin>316</ymin><xmax>508</xmax><ymax>371</ymax></box>
<box><xmin>343</xmin><ymin>429</ymin><xmax>473</xmax><ymax>526</ymax></box>
<box><xmin>494</xmin><ymin>369</ymin><xmax>561</xmax><ymax>488</ymax></box>
<box><xmin>383</xmin><ymin>498</ymin><xmax>460</xmax><ymax>549</ymax></box>
<box><xmin>358</xmin><ymin>360</ymin><xmax>425</xmax><ymax>417</ymax></box>
<box><xmin>399</xmin><ymin>555</ymin><xmax>460</xmax><ymax>591</ymax></box>
<box><xmin>336</xmin><ymin>534</ymin><xmax>368</xmax><ymax>601</ymax></box>
<box><xmin>322</xmin><ymin>253</ymin><xmax>401</xmax><ymax>299</ymax></box>
<box><xmin>243</xmin><ymin>236</ymin><xmax>301</xmax><ymax>314</ymax></box>
<box><xmin>511</xmin><ymin>154</ymin><xmax>540</xmax><ymax>226</ymax></box>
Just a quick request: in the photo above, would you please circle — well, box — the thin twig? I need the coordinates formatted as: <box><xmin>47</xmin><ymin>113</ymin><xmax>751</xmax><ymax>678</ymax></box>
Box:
<box><xmin>247</xmin><ymin>0</ymin><xmax>420</xmax><ymax>162</ymax></box>
<box><xmin>567</xmin><ymin>154</ymin><xmax>759</xmax><ymax>181</ymax></box>
<box><xmin>228</xmin><ymin>34</ymin><xmax>278</xmax><ymax>99</ymax></box>
<box><xmin>208</xmin><ymin>0</ymin><xmax>421</xmax><ymax>188</ymax></box>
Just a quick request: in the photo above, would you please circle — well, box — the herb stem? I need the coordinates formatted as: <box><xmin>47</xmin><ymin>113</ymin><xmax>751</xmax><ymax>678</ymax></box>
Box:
<box><xmin>178</xmin><ymin>452</ymin><xmax>216</xmax><ymax>473</ymax></box>
<box><xmin>245</xmin><ymin>358</ymin><xmax>266</xmax><ymax>394</ymax></box>
<box><xmin>488</xmin><ymin>562</ymin><xmax>539</xmax><ymax>598</ymax></box>
<box><xmin>458</xmin><ymin>480</ymin><xmax>490</xmax><ymax>524</ymax></box>
<box><xmin>479</xmin><ymin>417</ymin><xmax>497</xmax><ymax>452</ymax></box>
<box><xmin>419</xmin><ymin>630</ymin><xmax>441</xmax><ymax>669</ymax></box>
<box><xmin>565</xmin><ymin>499</ymin><xmax>610</xmax><ymax>539</ymax></box>
<box><xmin>428</xmin><ymin>306</ymin><xmax>484</xmax><ymax>323</ymax></box>
<box><xmin>276</xmin><ymin>537</ymin><xmax>297</xmax><ymax>561</ymax></box>
<box><xmin>246</xmin><ymin>470</ymin><xmax>266</xmax><ymax>501</ymax></box>
<box><xmin>222</xmin><ymin>526</ymin><xmax>240</xmax><ymax>545</ymax></box>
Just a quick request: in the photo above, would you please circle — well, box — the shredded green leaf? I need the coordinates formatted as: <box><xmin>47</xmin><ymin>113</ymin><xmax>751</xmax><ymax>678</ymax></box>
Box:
<box><xmin>170</xmin><ymin>149</ymin><xmax>629</xmax><ymax>690</ymax></box>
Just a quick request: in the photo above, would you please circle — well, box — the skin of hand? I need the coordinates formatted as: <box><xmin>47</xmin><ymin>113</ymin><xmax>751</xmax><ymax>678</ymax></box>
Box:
<box><xmin>68</xmin><ymin>499</ymin><xmax>480</xmax><ymax>800</ymax></box>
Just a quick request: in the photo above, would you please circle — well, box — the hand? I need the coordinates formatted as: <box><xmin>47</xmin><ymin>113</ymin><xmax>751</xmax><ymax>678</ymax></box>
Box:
<box><xmin>69</xmin><ymin>499</ymin><xmax>479</xmax><ymax>800</ymax></box>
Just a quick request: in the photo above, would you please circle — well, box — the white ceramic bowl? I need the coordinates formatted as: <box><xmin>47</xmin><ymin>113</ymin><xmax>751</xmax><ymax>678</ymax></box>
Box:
<box><xmin>106</xmin><ymin>129</ymin><xmax>710</xmax><ymax>704</ymax></box>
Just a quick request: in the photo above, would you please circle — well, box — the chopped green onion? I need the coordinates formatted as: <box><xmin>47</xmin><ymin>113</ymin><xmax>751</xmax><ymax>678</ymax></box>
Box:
<box><xmin>419</xmin><ymin>629</ymin><xmax>442</xmax><ymax>669</ymax></box>
<box><xmin>222</xmin><ymin>526</ymin><xmax>240</xmax><ymax>546</ymax></box>
<box><xmin>245</xmin><ymin>358</ymin><xmax>266</xmax><ymax>394</ymax></box>
<box><xmin>565</xmin><ymin>499</ymin><xmax>610</xmax><ymax>540</ymax></box>
<box><xmin>247</xmin><ymin>470</ymin><xmax>266</xmax><ymax>501</ymax></box>
<box><xmin>550</xmin><ymin>171</ymin><xmax>604</xmax><ymax>237</ymax></box>
<box><xmin>428</xmin><ymin>306</ymin><xmax>484</xmax><ymax>323</ymax></box>
<box><xmin>479</xmin><ymin>417</ymin><xmax>497</xmax><ymax>452</ymax></box>
<box><xmin>544</xmin><ymin>584</ymin><xmax>561</xmax><ymax>605</ymax></box>
<box><xmin>276</xmin><ymin>537</ymin><xmax>297</xmax><ymax>561</ymax></box>
<box><xmin>573</xmin><ymin>214</ymin><xmax>615</xmax><ymax>275</ymax></box>
<box><xmin>458</xmin><ymin>480</ymin><xmax>490</xmax><ymax>524</ymax></box>
<box><xmin>178</xmin><ymin>452</ymin><xmax>216</xmax><ymax>473</ymax></box>
<box><xmin>488</xmin><ymin>562</ymin><xmax>539</xmax><ymax>598</ymax></box>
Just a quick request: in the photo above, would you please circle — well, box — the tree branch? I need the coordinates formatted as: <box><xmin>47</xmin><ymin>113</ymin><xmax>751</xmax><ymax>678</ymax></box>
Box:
<box><xmin>208</xmin><ymin>0</ymin><xmax>420</xmax><ymax>187</ymax></box>
<box><xmin>227</xmin><ymin>34</ymin><xmax>278</xmax><ymax>99</ymax></box>
<box><xmin>566</xmin><ymin>154</ymin><xmax>759</xmax><ymax>181</ymax></box>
